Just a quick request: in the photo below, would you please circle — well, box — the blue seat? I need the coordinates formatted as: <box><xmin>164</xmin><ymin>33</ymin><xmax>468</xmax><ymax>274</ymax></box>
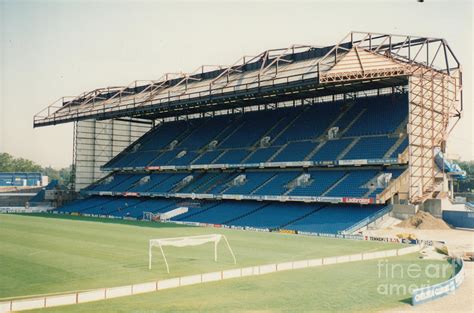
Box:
<box><xmin>56</xmin><ymin>197</ymin><xmax>389</xmax><ymax>235</ymax></box>
<box><xmin>214</xmin><ymin>149</ymin><xmax>250</xmax><ymax>164</ymax></box>
<box><xmin>103</xmin><ymin>93</ymin><xmax>408</xmax><ymax>169</ymax></box>
<box><xmin>343</xmin><ymin>136</ymin><xmax>398</xmax><ymax>160</ymax></box>
<box><xmin>390</xmin><ymin>137</ymin><xmax>408</xmax><ymax>158</ymax></box>
<box><xmin>193</xmin><ymin>150</ymin><xmax>223</xmax><ymax>165</ymax></box>
<box><xmin>231</xmin><ymin>202</ymin><xmax>317</xmax><ymax>229</ymax></box>
<box><xmin>273</xmin><ymin>141</ymin><xmax>315</xmax><ymax>162</ymax></box>
<box><xmin>285</xmin><ymin>204</ymin><xmax>384</xmax><ymax>234</ymax></box>
<box><xmin>245</xmin><ymin>147</ymin><xmax>280</xmax><ymax>163</ymax></box>
<box><xmin>311</xmin><ymin>139</ymin><xmax>353</xmax><ymax>162</ymax></box>
<box><xmin>344</xmin><ymin>94</ymin><xmax>408</xmax><ymax>136</ymax></box>
<box><xmin>253</xmin><ymin>171</ymin><xmax>300</xmax><ymax>195</ymax></box>
<box><xmin>180</xmin><ymin>201</ymin><xmax>265</xmax><ymax>224</ymax></box>
<box><xmin>224</xmin><ymin>172</ymin><xmax>275</xmax><ymax>195</ymax></box>
<box><xmin>289</xmin><ymin>170</ymin><xmax>346</xmax><ymax>196</ymax></box>
<box><xmin>326</xmin><ymin>170</ymin><xmax>379</xmax><ymax>197</ymax></box>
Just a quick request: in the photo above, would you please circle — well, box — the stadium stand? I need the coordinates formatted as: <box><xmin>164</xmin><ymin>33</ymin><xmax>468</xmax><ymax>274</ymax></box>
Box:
<box><xmin>0</xmin><ymin>172</ymin><xmax>43</xmax><ymax>187</ymax></box>
<box><xmin>36</xmin><ymin>32</ymin><xmax>463</xmax><ymax>239</ymax></box>
<box><xmin>58</xmin><ymin>195</ymin><xmax>387</xmax><ymax>234</ymax></box>
<box><xmin>342</xmin><ymin>136</ymin><xmax>398</xmax><ymax>160</ymax></box>
<box><xmin>179</xmin><ymin>201</ymin><xmax>266</xmax><ymax>225</ymax></box>
<box><xmin>390</xmin><ymin>137</ymin><xmax>408</xmax><ymax>158</ymax></box>
<box><xmin>230</xmin><ymin>202</ymin><xmax>318</xmax><ymax>229</ymax></box>
<box><xmin>84</xmin><ymin>167</ymin><xmax>406</xmax><ymax>200</ymax></box>
<box><xmin>253</xmin><ymin>171</ymin><xmax>301</xmax><ymax>195</ymax></box>
<box><xmin>29</xmin><ymin>180</ymin><xmax>60</xmax><ymax>204</ymax></box>
<box><xmin>56</xmin><ymin>91</ymin><xmax>409</xmax><ymax>235</ymax></box>
<box><xmin>285</xmin><ymin>204</ymin><xmax>383</xmax><ymax>234</ymax></box>
<box><xmin>289</xmin><ymin>170</ymin><xmax>346</xmax><ymax>197</ymax></box>
<box><xmin>102</xmin><ymin>93</ymin><xmax>408</xmax><ymax>170</ymax></box>
<box><xmin>310</xmin><ymin>138</ymin><xmax>353</xmax><ymax>162</ymax></box>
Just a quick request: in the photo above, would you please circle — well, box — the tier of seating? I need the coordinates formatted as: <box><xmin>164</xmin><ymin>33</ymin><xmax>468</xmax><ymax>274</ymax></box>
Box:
<box><xmin>85</xmin><ymin>167</ymin><xmax>406</xmax><ymax>200</ymax></box>
<box><xmin>0</xmin><ymin>172</ymin><xmax>43</xmax><ymax>187</ymax></box>
<box><xmin>55</xmin><ymin>197</ymin><xmax>386</xmax><ymax>234</ymax></box>
<box><xmin>58</xmin><ymin>196</ymin><xmax>179</xmax><ymax>219</ymax></box>
<box><xmin>57</xmin><ymin>93</ymin><xmax>410</xmax><ymax>236</ymax></box>
<box><xmin>284</xmin><ymin>204</ymin><xmax>382</xmax><ymax>234</ymax></box>
<box><xmin>104</xmin><ymin>93</ymin><xmax>408</xmax><ymax>169</ymax></box>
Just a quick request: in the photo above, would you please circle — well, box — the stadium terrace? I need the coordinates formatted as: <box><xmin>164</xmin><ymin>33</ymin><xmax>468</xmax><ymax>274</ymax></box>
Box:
<box><xmin>34</xmin><ymin>31</ymin><xmax>463</xmax><ymax>235</ymax></box>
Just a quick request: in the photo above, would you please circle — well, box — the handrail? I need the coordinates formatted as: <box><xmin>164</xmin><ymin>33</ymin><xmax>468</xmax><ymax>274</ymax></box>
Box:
<box><xmin>34</xmin><ymin>32</ymin><xmax>461</xmax><ymax>128</ymax></box>
<box><xmin>341</xmin><ymin>205</ymin><xmax>392</xmax><ymax>234</ymax></box>
<box><xmin>34</xmin><ymin>66</ymin><xmax>324</xmax><ymax>125</ymax></box>
<box><xmin>465</xmin><ymin>202</ymin><xmax>474</xmax><ymax>211</ymax></box>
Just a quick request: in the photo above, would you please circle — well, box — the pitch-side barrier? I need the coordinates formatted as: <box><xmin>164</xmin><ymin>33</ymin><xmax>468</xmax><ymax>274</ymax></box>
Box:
<box><xmin>0</xmin><ymin>245</ymin><xmax>421</xmax><ymax>312</ymax></box>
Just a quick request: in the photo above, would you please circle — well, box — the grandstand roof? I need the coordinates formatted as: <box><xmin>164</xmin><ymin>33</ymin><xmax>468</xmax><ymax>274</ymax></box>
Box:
<box><xmin>34</xmin><ymin>31</ymin><xmax>460</xmax><ymax>127</ymax></box>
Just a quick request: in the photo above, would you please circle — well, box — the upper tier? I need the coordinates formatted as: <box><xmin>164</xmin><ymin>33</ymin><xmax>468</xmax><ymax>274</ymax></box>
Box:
<box><xmin>104</xmin><ymin>93</ymin><xmax>408</xmax><ymax>170</ymax></box>
<box><xmin>85</xmin><ymin>166</ymin><xmax>407</xmax><ymax>205</ymax></box>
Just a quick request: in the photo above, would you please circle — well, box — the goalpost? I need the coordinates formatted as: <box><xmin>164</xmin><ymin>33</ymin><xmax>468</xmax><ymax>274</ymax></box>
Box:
<box><xmin>143</xmin><ymin>211</ymin><xmax>160</xmax><ymax>221</ymax></box>
<box><xmin>148</xmin><ymin>234</ymin><xmax>237</xmax><ymax>273</ymax></box>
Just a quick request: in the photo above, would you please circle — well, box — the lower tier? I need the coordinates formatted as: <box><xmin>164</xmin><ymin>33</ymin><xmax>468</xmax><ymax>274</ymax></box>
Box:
<box><xmin>56</xmin><ymin>196</ymin><xmax>389</xmax><ymax>235</ymax></box>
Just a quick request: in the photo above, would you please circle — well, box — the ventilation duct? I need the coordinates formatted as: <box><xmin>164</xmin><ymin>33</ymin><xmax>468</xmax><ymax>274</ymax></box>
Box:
<box><xmin>260</xmin><ymin>136</ymin><xmax>271</xmax><ymax>147</ymax></box>
<box><xmin>176</xmin><ymin>150</ymin><xmax>187</xmax><ymax>159</ymax></box>
<box><xmin>169</xmin><ymin>140</ymin><xmax>179</xmax><ymax>150</ymax></box>
<box><xmin>102</xmin><ymin>176</ymin><xmax>114</xmax><ymax>185</ymax></box>
<box><xmin>232</xmin><ymin>174</ymin><xmax>247</xmax><ymax>186</ymax></box>
<box><xmin>131</xmin><ymin>143</ymin><xmax>141</xmax><ymax>153</ymax></box>
<box><xmin>295</xmin><ymin>173</ymin><xmax>311</xmax><ymax>186</ymax></box>
<box><xmin>138</xmin><ymin>175</ymin><xmax>151</xmax><ymax>185</ymax></box>
<box><xmin>376</xmin><ymin>173</ymin><xmax>393</xmax><ymax>188</ymax></box>
<box><xmin>175</xmin><ymin>175</ymin><xmax>194</xmax><ymax>190</ymax></box>
<box><xmin>208</xmin><ymin>140</ymin><xmax>218</xmax><ymax>150</ymax></box>
<box><xmin>182</xmin><ymin>175</ymin><xmax>194</xmax><ymax>185</ymax></box>
<box><xmin>328</xmin><ymin>127</ymin><xmax>339</xmax><ymax>139</ymax></box>
<box><xmin>286</xmin><ymin>173</ymin><xmax>311</xmax><ymax>189</ymax></box>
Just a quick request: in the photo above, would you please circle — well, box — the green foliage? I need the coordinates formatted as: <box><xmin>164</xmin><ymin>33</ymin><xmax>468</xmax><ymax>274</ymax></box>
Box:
<box><xmin>0</xmin><ymin>153</ymin><xmax>42</xmax><ymax>172</ymax></box>
<box><xmin>0</xmin><ymin>153</ymin><xmax>71</xmax><ymax>185</ymax></box>
<box><xmin>42</xmin><ymin>166</ymin><xmax>72</xmax><ymax>186</ymax></box>
<box><xmin>455</xmin><ymin>160</ymin><xmax>474</xmax><ymax>192</ymax></box>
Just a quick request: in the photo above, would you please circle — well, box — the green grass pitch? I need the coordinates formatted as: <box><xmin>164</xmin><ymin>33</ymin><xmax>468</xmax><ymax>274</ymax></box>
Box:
<box><xmin>0</xmin><ymin>214</ymin><xmax>452</xmax><ymax>312</ymax></box>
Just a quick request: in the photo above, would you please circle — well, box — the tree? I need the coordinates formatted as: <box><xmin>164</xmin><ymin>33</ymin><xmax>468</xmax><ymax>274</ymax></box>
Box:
<box><xmin>454</xmin><ymin>160</ymin><xmax>474</xmax><ymax>193</ymax></box>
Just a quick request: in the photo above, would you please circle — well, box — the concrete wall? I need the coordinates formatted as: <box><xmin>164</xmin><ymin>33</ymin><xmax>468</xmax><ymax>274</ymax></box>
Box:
<box><xmin>422</xmin><ymin>199</ymin><xmax>443</xmax><ymax>217</ymax></box>
<box><xmin>390</xmin><ymin>204</ymin><xmax>418</xmax><ymax>219</ymax></box>
<box><xmin>74</xmin><ymin>119</ymin><xmax>151</xmax><ymax>192</ymax></box>
<box><xmin>443</xmin><ymin>210</ymin><xmax>474</xmax><ymax>229</ymax></box>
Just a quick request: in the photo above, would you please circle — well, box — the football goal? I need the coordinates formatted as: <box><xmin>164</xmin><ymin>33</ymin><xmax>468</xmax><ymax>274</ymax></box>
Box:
<box><xmin>149</xmin><ymin>234</ymin><xmax>237</xmax><ymax>273</ymax></box>
<box><xmin>143</xmin><ymin>211</ymin><xmax>160</xmax><ymax>221</ymax></box>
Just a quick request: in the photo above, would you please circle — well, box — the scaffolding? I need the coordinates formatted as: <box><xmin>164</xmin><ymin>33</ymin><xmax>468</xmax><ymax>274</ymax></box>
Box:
<box><xmin>408</xmin><ymin>68</ymin><xmax>461</xmax><ymax>202</ymax></box>
<box><xmin>316</xmin><ymin>32</ymin><xmax>462</xmax><ymax>203</ymax></box>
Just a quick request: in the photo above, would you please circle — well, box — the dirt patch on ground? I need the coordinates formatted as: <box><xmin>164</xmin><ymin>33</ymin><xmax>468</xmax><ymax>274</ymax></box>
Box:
<box><xmin>396</xmin><ymin>211</ymin><xmax>451</xmax><ymax>230</ymax></box>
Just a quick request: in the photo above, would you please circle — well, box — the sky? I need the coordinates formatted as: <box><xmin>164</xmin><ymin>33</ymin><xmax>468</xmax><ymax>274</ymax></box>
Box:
<box><xmin>0</xmin><ymin>0</ymin><xmax>473</xmax><ymax>169</ymax></box>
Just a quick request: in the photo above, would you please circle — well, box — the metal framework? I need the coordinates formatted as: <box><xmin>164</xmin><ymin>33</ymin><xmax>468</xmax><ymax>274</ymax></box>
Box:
<box><xmin>408</xmin><ymin>68</ymin><xmax>461</xmax><ymax>202</ymax></box>
<box><xmin>34</xmin><ymin>31</ymin><xmax>463</xmax><ymax>203</ymax></box>
<box><xmin>33</xmin><ymin>39</ymin><xmax>402</xmax><ymax>127</ymax></box>
<box><xmin>318</xmin><ymin>32</ymin><xmax>462</xmax><ymax>202</ymax></box>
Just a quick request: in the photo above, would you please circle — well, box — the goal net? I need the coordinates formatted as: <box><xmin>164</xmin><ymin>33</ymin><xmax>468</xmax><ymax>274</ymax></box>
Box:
<box><xmin>143</xmin><ymin>211</ymin><xmax>160</xmax><ymax>222</ymax></box>
<box><xmin>148</xmin><ymin>234</ymin><xmax>237</xmax><ymax>273</ymax></box>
